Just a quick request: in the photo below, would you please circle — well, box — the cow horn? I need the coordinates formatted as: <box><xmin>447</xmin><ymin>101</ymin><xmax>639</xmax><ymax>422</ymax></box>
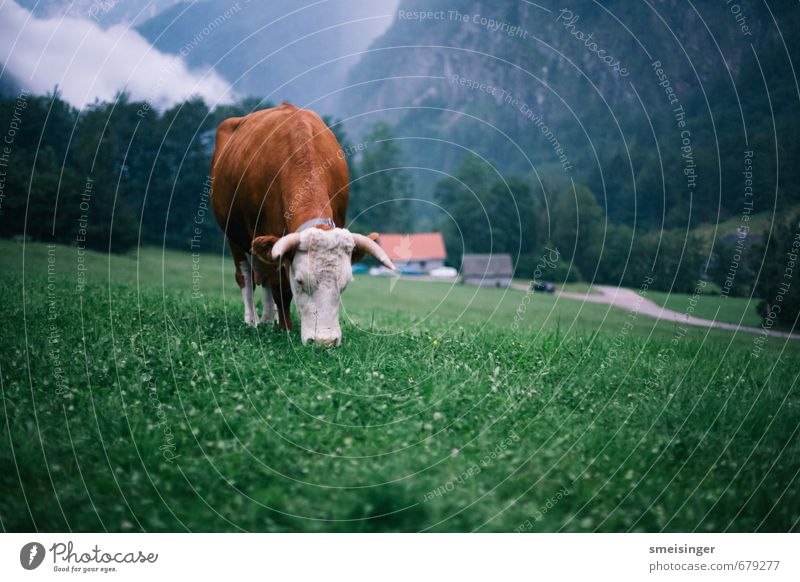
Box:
<box><xmin>353</xmin><ymin>233</ymin><xmax>396</xmax><ymax>271</ymax></box>
<box><xmin>271</xmin><ymin>232</ymin><xmax>302</xmax><ymax>260</ymax></box>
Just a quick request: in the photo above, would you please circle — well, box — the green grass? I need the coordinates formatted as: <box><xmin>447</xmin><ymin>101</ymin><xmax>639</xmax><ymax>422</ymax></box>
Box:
<box><xmin>1</xmin><ymin>240</ymin><xmax>799</xmax><ymax>532</ymax></box>
<box><xmin>645</xmin><ymin>290</ymin><xmax>764</xmax><ymax>328</ymax></box>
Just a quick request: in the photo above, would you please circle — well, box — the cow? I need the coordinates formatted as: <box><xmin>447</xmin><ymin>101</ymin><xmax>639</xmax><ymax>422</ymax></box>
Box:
<box><xmin>210</xmin><ymin>103</ymin><xmax>395</xmax><ymax>346</ymax></box>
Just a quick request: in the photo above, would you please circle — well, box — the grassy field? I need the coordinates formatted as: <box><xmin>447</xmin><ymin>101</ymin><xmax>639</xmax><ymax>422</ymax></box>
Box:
<box><xmin>1</xmin><ymin>240</ymin><xmax>798</xmax><ymax>532</ymax></box>
<box><xmin>645</xmin><ymin>289</ymin><xmax>764</xmax><ymax>328</ymax></box>
<box><xmin>516</xmin><ymin>280</ymin><xmax>762</xmax><ymax>327</ymax></box>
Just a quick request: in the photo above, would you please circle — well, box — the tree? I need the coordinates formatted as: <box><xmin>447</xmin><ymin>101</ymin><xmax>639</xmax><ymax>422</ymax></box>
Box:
<box><xmin>596</xmin><ymin>224</ymin><xmax>635</xmax><ymax>285</ymax></box>
<box><xmin>757</xmin><ymin>213</ymin><xmax>800</xmax><ymax>329</ymax></box>
<box><xmin>209</xmin><ymin>97</ymin><xmax>273</xmax><ymax>128</ymax></box>
<box><xmin>434</xmin><ymin>154</ymin><xmax>497</xmax><ymax>264</ymax></box>
<box><xmin>550</xmin><ymin>183</ymin><xmax>605</xmax><ymax>281</ymax></box>
<box><xmin>69</xmin><ymin>94</ymin><xmax>142</xmax><ymax>252</ymax></box>
<box><xmin>625</xmin><ymin>229</ymin><xmax>705</xmax><ymax>293</ymax></box>
<box><xmin>151</xmin><ymin>97</ymin><xmax>214</xmax><ymax>248</ymax></box>
<box><xmin>708</xmin><ymin>236</ymin><xmax>759</xmax><ymax>298</ymax></box>
<box><xmin>350</xmin><ymin>122</ymin><xmax>412</xmax><ymax>233</ymax></box>
<box><xmin>486</xmin><ymin>176</ymin><xmax>536</xmax><ymax>257</ymax></box>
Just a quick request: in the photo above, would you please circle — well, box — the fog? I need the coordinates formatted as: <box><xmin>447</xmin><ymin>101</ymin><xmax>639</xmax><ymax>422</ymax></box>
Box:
<box><xmin>0</xmin><ymin>0</ymin><xmax>234</xmax><ymax>109</ymax></box>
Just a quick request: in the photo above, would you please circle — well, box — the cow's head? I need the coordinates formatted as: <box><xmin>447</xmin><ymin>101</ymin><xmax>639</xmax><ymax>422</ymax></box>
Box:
<box><xmin>253</xmin><ymin>228</ymin><xmax>395</xmax><ymax>346</ymax></box>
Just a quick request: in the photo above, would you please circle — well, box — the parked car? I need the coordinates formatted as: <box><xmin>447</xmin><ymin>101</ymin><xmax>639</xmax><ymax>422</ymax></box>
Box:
<box><xmin>530</xmin><ymin>281</ymin><xmax>556</xmax><ymax>293</ymax></box>
<box><xmin>369</xmin><ymin>266</ymin><xmax>395</xmax><ymax>277</ymax></box>
<box><xmin>429</xmin><ymin>266</ymin><xmax>458</xmax><ymax>279</ymax></box>
<box><xmin>351</xmin><ymin>263</ymin><xmax>368</xmax><ymax>274</ymax></box>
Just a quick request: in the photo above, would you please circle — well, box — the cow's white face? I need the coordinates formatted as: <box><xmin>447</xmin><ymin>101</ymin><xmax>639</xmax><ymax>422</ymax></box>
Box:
<box><xmin>289</xmin><ymin>228</ymin><xmax>354</xmax><ymax>346</ymax></box>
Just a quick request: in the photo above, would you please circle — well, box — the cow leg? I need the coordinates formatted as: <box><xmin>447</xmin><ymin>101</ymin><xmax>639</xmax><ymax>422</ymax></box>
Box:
<box><xmin>251</xmin><ymin>257</ymin><xmax>278</xmax><ymax>325</ymax></box>
<box><xmin>243</xmin><ymin>260</ymin><xmax>259</xmax><ymax>327</ymax></box>
<box><xmin>272</xmin><ymin>278</ymin><xmax>293</xmax><ymax>331</ymax></box>
<box><xmin>231</xmin><ymin>241</ymin><xmax>257</xmax><ymax>327</ymax></box>
<box><xmin>239</xmin><ymin>258</ymin><xmax>258</xmax><ymax>327</ymax></box>
<box><xmin>260</xmin><ymin>285</ymin><xmax>278</xmax><ymax>324</ymax></box>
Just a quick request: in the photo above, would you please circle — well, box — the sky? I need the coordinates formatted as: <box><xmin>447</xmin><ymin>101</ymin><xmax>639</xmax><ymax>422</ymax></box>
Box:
<box><xmin>0</xmin><ymin>0</ymin><xmax>235</xmax><ymax>108</ymax></box>
<box><xmin>0</xmin><ymin>0</ymin><xmax>402</xmax><ymax>110</ymax></box>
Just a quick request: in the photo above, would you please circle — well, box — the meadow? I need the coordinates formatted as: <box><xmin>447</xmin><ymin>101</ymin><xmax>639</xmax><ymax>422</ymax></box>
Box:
<box><xmin>1</xmin><ymin>240</ymin><xmax>798</xmax><ymax>532</ymax></box>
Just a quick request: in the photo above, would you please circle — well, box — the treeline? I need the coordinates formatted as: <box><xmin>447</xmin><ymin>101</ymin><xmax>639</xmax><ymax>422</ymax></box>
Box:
<box><xmin>0</xmin><ymin>90</ymin><xmax>254</xmax><ymax>252</ymax></box>
<box><xmin>345</xmin><ymin>108</ymin><xmax>799</xmax><ymax>323</ymax></box>
<box><xmin>359</xmin><ymin>121</ymin><xmax>799</xmax><ymax>326</ymax></box>
<box><xmin>432</xmin><ymin>153</ymin><xmax>800</xmax><ymax>327</ymax></box>
<box><xmin>1</xmin><ymin>90</ymin><xmax>797</xmax><ymax>327</ymax></box>
<box><xmin>0</xmin><ymin>90</ymin><xmax>405</xmax><ymax>254</ymax></box>
<box><xmin>433</xmin><ymin>155</ymin><xmax>703</xmax><ymax>291</ymax></box>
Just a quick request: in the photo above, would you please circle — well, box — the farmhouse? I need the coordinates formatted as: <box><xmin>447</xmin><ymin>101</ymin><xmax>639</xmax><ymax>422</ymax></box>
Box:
<box><xmin>462</xmin><ymin>253</ymin><xmax>514</xmax><ymax>287</ymax></box>
<box><xmin>377</xmin><ymin>232</ymin><xmax>447</xmax><ymax>273</ymax></box>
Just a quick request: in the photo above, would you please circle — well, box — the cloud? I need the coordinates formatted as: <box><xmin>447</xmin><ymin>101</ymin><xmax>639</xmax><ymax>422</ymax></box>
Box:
<box><xmin>0</xmin><ymin>1</ymin><xmax>234</xmax><ymax>108</ymax></box>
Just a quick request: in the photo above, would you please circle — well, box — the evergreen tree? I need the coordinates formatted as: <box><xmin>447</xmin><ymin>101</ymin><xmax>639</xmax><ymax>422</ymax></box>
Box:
<box><xmin>350</xmin><ymin>122</ymin><xmax>412</xmax><ymax>233</ymax></box>
<box><xmin>757</xmin><ymin>213</ymin><xmax>800</xmax><ymax>328</ymax></box>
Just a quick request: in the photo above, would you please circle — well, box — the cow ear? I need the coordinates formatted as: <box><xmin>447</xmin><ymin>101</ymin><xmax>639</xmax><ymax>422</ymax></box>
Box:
<box><xmin>351</xmin><ymin>232</ymin><xmax>380</xmax><ymax>264</ymax></box>
<box><xmin>251</xmin><ymin>235</ymin><xmax>280</xmax><ymax>264</ymax></box>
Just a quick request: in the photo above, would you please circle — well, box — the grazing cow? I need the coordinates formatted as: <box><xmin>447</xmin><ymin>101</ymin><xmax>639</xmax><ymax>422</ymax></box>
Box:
<box><xmin>210</xmin><ymin>103</ymin><xmax>395</xmax><ymax>346</ymax></box>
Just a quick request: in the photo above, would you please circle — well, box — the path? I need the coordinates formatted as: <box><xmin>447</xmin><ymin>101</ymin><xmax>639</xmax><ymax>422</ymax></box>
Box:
<box><xmin>512</xmin><ymin>283</ymin><xmax>800</xmax><ymax>340</ymax></box>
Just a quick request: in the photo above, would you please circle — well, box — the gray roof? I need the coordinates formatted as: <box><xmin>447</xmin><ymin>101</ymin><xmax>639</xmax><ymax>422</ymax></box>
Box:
<box><xmin>461</xmin><ymin>254</ymin><xmax>514</xmax><ymax>277</ymax></box>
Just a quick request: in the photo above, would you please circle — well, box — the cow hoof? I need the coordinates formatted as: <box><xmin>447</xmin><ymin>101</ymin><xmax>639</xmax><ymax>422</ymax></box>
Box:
<box><xmin>244</xmin><ymin>315</ymin><xmax>258</xmax><ymax>327</ymax></box>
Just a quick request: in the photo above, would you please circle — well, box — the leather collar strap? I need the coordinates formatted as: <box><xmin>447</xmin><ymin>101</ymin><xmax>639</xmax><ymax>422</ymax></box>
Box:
<box><xmin>295</xmin><ymin>217</ymin><xmax>336</xmax><ymax>233</ymax></box>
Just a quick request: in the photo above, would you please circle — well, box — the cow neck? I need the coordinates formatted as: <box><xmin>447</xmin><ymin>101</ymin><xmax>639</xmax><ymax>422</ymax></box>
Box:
<box><xmin>295</xmin><ymin>217</ymin><xmax>336</xmax><ymax>233</ymax></box>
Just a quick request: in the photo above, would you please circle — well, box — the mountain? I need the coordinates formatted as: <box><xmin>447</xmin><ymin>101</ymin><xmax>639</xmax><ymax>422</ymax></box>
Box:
<box><xmin>340</xmin><ymin>0</ymin><xmax>800</xmax><ymax>227</ymax></box>
<box><xmin>16</xmin><ymin>0</ymin><xmax>181</xmax><ymax>25</ymax></box>
<box><xmin>136</xmin><ymin>0</ymin><xmax>400</xmax><ymax>115</ymax></box>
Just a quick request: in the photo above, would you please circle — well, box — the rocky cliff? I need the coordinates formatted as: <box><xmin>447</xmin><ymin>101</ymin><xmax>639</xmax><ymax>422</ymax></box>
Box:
<box><xmin>340</xmin><ymin>0</ymin><xmax>799</xmax><ymax>225</ymax></box>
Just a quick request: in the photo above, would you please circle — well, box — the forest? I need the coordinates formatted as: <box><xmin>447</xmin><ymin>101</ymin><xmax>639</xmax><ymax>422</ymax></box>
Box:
<box><xmin>0</xmin><ymin>88</ymin><xmax>797</xmax><ymax>327</ymax></box>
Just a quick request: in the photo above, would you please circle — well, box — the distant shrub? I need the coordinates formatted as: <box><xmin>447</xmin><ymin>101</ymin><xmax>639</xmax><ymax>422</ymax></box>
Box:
<box><xmin>757</xmin><ymin>213</ymin><xmax>800</xmax><ymax>329</ymax></box>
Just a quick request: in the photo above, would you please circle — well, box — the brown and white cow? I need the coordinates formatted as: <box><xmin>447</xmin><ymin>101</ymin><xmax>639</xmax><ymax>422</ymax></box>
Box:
<box><xmin>210</xmin><ymin>103</ymin><xmax>395</xmax><ymax>345</ymax></box>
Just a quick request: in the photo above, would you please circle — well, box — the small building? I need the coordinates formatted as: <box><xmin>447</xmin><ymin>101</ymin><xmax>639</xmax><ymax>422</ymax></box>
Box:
<box><xmin>461</xmin><ymin>253</ymin><xmax>514</xmax><ymax>287</ymax></box>
<box><xmin>377</xmin><ymin>232</ymin><xmax>447</xmax><ymax>273</ymax></box>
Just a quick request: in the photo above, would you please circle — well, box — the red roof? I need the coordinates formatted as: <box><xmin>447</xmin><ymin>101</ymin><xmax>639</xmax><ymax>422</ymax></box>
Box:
<box><xmin>378</xmin><ymin>232</ymin><xmax>447</xmax><ymax>261</ymax></box>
